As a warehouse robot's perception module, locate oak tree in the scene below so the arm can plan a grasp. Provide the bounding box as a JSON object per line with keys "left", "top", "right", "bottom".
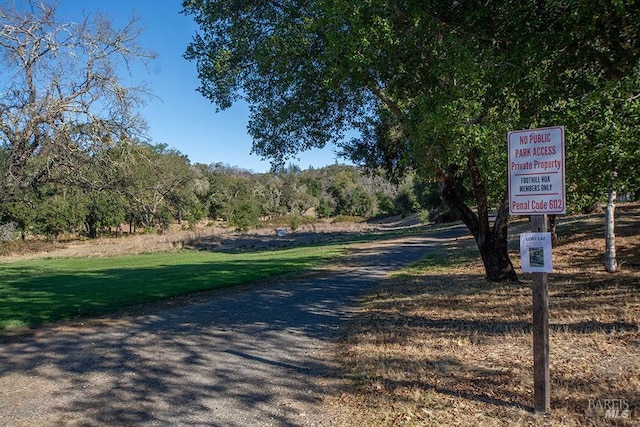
{"left": 183, "top": 0, "right": 640, "bottom": 281}
{"left": 0, "top": 1, "right": 154, "bottom": 200}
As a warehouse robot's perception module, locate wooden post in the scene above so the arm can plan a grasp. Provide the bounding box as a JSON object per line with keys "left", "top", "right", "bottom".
{"left": 531, "top": 214, "right": 550, "bottom": 414}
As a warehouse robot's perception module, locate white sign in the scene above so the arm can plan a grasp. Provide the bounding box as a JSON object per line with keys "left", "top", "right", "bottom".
{"left": 520, "top": 232, "right": 553, "bottom": 273}
{"left": 508, "top": 126, "right": 566, "bottom": 215}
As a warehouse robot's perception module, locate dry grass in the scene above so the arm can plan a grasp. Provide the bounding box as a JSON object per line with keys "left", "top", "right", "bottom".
{"left": 0, "top": 216, "right": 414, "bottom": 262}
{"left": 332, "top": 204, "right": 640, "bottom": 426}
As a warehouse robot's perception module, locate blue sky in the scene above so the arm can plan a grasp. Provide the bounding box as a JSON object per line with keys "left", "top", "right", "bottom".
{"left": 53, "top": 0, "right": 345, "bottom": 172}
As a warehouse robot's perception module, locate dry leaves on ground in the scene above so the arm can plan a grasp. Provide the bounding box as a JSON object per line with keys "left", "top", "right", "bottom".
{"left": 333, "top": 204, "right": 639, "bottom": 426}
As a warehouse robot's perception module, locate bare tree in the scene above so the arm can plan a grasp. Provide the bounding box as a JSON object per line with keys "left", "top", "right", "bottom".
{"left": 0, "top": 1, "right": 154, "bottom": 199}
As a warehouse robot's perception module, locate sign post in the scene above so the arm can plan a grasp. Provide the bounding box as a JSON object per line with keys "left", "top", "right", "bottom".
{"left": 530, "top": 215, "right": 550, "bottom": 414}
{"left": 508, "top": 126, "right": 565, "bottom": 414}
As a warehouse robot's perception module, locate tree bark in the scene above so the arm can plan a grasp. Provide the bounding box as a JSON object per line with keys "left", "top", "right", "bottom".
{"left": 604, "top": 186, "right": 617, "bottom": 272}
{"left": 438, "top": 157, "right": 519, "bottom": 282}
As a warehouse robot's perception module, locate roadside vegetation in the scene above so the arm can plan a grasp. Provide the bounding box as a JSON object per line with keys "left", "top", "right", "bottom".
{"left": 0, "top": 161, "right": 436, "bottom": 248}
{"left": 331, "top": 204, "right": 639, "bottom": 426}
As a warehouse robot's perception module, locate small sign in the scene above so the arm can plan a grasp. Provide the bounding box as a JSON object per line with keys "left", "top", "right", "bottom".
{"left": 508, "top": 126, "right": 566, "bottom": 215}
{"left": 520, "top": 232, "right": 553, "bottom": 273}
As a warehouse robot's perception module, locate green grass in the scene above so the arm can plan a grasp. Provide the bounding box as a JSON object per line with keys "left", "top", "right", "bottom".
{"left": 393, "top": 246, "right": 479, "bottom": 276}
{"left": 0, "top": 245, "right": 345, "bottom": 330}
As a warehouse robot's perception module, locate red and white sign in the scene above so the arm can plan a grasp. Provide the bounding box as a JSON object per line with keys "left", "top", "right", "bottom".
{"left": 508, "top": 126, "right": 566, "bottom": 215}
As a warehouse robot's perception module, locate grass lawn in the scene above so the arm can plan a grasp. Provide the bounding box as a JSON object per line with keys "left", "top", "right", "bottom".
{"left": 0, "top": 245, "right": 345, "bottom": 330}
{"left": 331, "top": 204, "right": 639, "bottom": 426}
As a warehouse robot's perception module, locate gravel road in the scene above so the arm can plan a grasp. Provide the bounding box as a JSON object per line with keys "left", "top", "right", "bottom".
{"left": 0, "top": 226, "right": 469, "bottom": 426}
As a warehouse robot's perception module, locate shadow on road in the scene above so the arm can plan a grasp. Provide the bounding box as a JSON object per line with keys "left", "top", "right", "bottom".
{"left": 0, "top": 226, "right": 472, "bottom": 426}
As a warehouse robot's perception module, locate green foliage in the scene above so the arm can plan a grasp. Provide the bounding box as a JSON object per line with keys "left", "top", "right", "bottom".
{"left": 316, "top": 198, "right": 332, "bottom": 218}
{"left": 288, "top": 215, "right": 302, "bottom": 231}
{"left": 419, "top": 210, "right": 430, "bottom": 225}
{"left": 325, "top": 168, "right": 375, "bottom": 216}
{"left": 183, "top": 0, "right": 639, "bottom": 281}
{"left": 228, "top": 199, "right": 262, "bottom": 231}
{"left": 85, "top": 191, "right": 125, "bottom": 238}
{"left": 558, "top": 73, "right": 640, "bottom": 212}
{"left": 2, "top": 199, "right": 37, "bottom": 238}
{"left": 349, "top": 186, "right": 375, "bottom": 217}
{"left": 0, "top": 159, "right": 413, "bottom": 241}
{"left": 183, "top": 0, "right": 639, "bottom": 211}
{"left": 114, "top": 142, "right": 201, "bottom": 229}
{"left": 36, "top": 194, "right": 86, "bottom": 241}
{"left": 375, "top": 191, "right": 395, "bottom": 216}
{"left": 394, "top": 186, "right": 420, "bottom": 217}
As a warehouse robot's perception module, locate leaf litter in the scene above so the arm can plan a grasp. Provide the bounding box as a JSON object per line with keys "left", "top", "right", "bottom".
{"left": 331, "top": 203, "right": 639, "bottom": 426}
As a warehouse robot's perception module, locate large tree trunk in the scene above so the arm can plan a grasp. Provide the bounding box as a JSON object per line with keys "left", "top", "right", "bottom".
{"left": 477, "top": 197, "right": 518, "bottom": 282}
{"left": 438, "top": 156, "right": 519, "bottom": 282}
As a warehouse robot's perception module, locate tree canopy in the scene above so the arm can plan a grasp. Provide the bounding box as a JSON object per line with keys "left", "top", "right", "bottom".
{"left": 183, "top": 0, "right": 640, "bottom": 281}
{"left": 0, "top": 1, "right": 429, "bottom": 245}
{"left": 0, "top": 1, "right": 154, "bottom": 199}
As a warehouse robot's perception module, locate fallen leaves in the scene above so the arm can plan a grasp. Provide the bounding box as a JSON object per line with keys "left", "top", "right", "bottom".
{"left": 332, "top": 204, "right": 640, "bottom": 426}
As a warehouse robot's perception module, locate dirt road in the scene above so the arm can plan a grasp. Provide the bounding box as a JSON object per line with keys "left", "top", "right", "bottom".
{"left": 0, "top": 226, "right": 470, "bottom": 426}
